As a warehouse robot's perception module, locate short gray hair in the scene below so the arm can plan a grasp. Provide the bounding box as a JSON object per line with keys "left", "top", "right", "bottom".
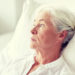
{"left": 34, "top": 6, "right": 75, "bottom": 50}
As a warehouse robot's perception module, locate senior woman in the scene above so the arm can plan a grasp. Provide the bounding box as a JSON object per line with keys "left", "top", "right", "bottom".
{"left": 1, "top": 6, "right": 75, "bottom": 75}
{"left": 27, "top": 6, "right": 75, "bottom": 74}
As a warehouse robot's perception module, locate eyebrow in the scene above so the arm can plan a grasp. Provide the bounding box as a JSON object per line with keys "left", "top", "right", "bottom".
{"left": 34, "top": 19, "right": 44, "bottom": 22}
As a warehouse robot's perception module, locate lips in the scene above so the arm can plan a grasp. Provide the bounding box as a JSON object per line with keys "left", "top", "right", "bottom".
{"left": 31, "top": 37, "right": 36, "bottom": 41}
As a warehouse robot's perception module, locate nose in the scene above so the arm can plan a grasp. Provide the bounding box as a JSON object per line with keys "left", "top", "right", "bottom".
{"left": 31, "top": 27, "right": 37, "bottom": 35}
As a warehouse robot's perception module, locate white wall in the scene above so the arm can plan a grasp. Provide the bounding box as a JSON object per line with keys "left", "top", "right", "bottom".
{"left": 0, "top": 0, "right": 25, "bottom": 34}
{"left": 0, "top": 0, "right": 15, "bottom": 34}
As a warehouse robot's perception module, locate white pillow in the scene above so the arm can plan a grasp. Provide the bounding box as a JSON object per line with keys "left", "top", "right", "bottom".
{"left": 63, "top": 34, "right": 75, "bottom": 71}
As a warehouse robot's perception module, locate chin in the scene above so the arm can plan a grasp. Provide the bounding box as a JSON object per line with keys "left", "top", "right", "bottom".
{"left": 30, "top": 42, "right": 37, "bottom": 49}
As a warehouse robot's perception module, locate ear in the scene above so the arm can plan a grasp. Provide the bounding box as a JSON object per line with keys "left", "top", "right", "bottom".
{"left": 57, "top": 30, "right": 68, "bottom": 42}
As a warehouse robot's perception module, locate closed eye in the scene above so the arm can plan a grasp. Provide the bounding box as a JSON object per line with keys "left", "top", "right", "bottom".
{"left": 32, "top": 24, "right": 45, "bottom": 29}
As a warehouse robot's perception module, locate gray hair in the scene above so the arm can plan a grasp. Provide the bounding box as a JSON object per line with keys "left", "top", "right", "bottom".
{"left": 34, "top": 6, "right": 75, "bottom": 50}
{"left": 49, "top": 8, "right": 75, "bottom": 50}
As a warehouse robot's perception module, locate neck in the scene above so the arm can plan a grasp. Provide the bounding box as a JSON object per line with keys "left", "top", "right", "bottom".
{"left": 35, "top": 45, "right": 61, "bottom": 64}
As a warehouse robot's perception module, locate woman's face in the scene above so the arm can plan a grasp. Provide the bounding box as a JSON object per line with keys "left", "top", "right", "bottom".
{"left": 30, "top": 10, "right": 58, "bottom": 50}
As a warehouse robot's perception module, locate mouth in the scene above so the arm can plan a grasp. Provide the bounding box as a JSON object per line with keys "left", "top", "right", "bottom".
{"left": 31, "top": 37, "right": 36, "bottom": 41}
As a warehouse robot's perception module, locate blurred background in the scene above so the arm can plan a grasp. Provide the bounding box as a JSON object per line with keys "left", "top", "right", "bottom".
{"left": 0, "top": 0, "right": 25, "bottom": 34}
{"left": 0, "top": 0, "right": 25, "bottom": 50}
{"left": 0, "top": 0, "right": 75, "bottom": 51}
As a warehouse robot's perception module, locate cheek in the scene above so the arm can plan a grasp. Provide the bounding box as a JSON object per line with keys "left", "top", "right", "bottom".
{"left": 38, "top": 30, "right": 50, "bottom": 44}
{"left": 38, "top": 29, "right": 56, "bottom": 45}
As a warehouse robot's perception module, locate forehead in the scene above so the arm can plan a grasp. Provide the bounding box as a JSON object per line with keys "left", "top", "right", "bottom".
{"left": 34, "top": 10, "right": 51, "bottom": 21}
{"left": 34, "top": 10, "right": 54, "bottom": 27}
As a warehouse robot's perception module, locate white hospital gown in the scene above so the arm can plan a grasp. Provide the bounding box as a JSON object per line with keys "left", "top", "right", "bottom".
{"left": 0, "top": 52, "right": 75, "bottom": 75}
